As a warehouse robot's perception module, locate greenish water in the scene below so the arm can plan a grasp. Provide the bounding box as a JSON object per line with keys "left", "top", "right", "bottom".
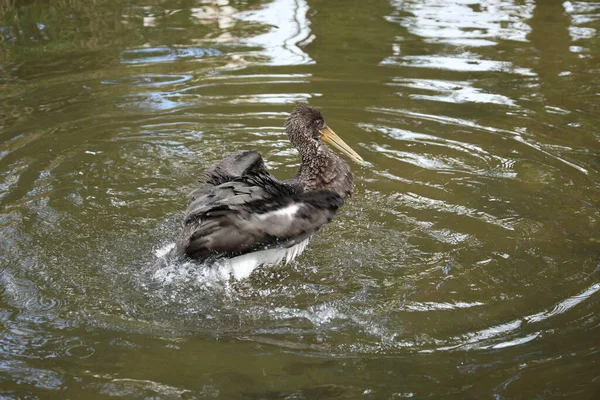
{"left": 1, "top": 0, "right": 599, "bottom": 398}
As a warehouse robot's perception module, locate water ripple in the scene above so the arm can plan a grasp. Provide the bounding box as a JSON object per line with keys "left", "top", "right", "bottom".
{"left": 389, "top": 78, "right": 518, "bottom": 106}
{"left": 101, "top": 74, "right": 192, "bottom": 87}
{"left": 0, "top": 270, "right": 64, "bottom": 314}
{"left": 434, "top": 282, "right": 600, "bottom": 351}
{"left": 368, "top": 107, "right": 589, "bottom": 175}
{"left": 383, "top": 54, "right": 536, "bottom": 75}
{"left": 120, "top": 47, "right": 222, "bottom": 65}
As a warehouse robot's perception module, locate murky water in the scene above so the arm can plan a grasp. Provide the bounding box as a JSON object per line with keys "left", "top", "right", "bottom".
{"left": 1, "top": 0, "right": 599, "bottom": 398}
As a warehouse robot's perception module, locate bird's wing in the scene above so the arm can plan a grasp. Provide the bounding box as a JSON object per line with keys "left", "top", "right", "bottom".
{"left": 202, "top": 150, "right": 267, "bottom": 186}
{"left": 172, "top": 174, "right": 343, "bottom": 261}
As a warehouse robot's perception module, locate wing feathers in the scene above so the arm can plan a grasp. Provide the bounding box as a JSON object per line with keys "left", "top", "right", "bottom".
{"left": 204, "top": 150, "right": 266, "bottom": 185}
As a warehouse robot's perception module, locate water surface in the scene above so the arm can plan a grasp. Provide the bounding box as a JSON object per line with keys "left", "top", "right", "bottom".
{"left": 1, "top": 0, "right": 599, "bottom": 398}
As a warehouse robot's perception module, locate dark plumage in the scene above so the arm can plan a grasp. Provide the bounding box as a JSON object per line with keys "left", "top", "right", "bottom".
{"left": 157, "top": 105, "right": 363, "bottom": 275}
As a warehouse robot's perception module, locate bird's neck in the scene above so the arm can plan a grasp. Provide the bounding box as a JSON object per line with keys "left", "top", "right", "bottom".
{"left": 295, "top": 141, "right": 353, "bottom": 198}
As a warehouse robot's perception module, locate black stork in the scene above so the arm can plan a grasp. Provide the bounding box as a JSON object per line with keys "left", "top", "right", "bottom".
{"left": 157, "top": 104, "right": 364, "bottom": 279}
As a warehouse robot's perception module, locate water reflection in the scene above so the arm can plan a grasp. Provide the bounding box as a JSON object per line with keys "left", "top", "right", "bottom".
{"left": 191, "top": 1, "right": 237, "bottom": 29}
{"left": 388, "top": 0, "right": 534, "bottom": 45}
{"left": 566, "top": 1, "right": 600, "bottom": 41}
{"left": 237, "top": 0, "right": 314, "bottom": 65}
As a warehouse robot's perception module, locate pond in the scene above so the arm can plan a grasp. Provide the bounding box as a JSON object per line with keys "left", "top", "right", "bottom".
{"left": 1, "top": 0, "right": 599, "bottom": 398}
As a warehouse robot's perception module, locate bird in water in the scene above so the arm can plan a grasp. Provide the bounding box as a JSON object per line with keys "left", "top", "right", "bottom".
{"left": 156, "top": 104, "right": 364, "bottom": 279}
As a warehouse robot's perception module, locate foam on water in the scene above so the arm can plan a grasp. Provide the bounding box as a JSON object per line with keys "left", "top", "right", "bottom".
{"left": 152, "top": 239, "right": 311, "bottom": 283}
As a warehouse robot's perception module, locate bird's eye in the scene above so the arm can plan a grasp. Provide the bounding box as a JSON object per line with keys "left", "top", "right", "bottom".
{"left": 312, "top": 119, "right": 324, "bottom": 140}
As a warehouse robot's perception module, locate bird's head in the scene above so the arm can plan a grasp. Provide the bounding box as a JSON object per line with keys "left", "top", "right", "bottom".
{"left": 285, "top": 104, "right": 364, "bottom": 165}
